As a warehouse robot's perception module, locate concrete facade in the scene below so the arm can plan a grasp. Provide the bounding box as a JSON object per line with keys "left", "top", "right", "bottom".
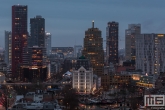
{"left": 136, "top": 34, "right": 165, "bottom": 75}
{"left": 125, "top": 24, "right": 141, "bottom": 61}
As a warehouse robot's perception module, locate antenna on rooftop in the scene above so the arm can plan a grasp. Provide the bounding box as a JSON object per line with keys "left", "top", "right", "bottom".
{"left": 92, "top": 20, "right": 94, "bottom": 28}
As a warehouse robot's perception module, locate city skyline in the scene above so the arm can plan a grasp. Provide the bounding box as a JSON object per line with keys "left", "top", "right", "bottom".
{"left": 1, "top": 0, "right": 165, "bottom": 49}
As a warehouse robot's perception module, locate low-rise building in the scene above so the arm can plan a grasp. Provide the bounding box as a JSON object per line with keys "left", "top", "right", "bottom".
{"left": 136, "top": 75, "right": 154, "bottom": 88}
{"left": 11, "top": 91, "right": 62, "bottom": 110}
{"left": 63, "top": 71, "right": 72, "bottom": 79}
{"left": 101, "top": 65, "right": 134, "bottom": 90}
{"left": 51, "top": 47, "right": 74, "bottom": 58}
{"left": 121, "top": 69, "right": 155, "bottom": 88}
{"left": 121, "top": 70, "right": 143, "bottom": 85}
{"left": 102, "top": 73, "right": 131, "bottom": 90}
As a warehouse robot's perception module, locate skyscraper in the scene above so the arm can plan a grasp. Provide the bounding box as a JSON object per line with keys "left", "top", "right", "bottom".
{"left": 30, "top": 15, "right": 45, "bottom": 47}
{"left": 74, "top": 45, "right": 82, "bottom": 58}
{"left": 125, "top": 24, "right": 141, "bottom": 61}
{"left": 82, "top": 21, "right": 104, "bottom": 76}
{"left": 12, "top": 5, "right": 28, "bottom": 78}
{"left": 45, "top": 32, "right": 51, "bottom": 56}
{"left": 136, "top": 34, "right": 165, "bottom": 75}
{"left": 106, "top": 21, "right": 119, "bottom": 65}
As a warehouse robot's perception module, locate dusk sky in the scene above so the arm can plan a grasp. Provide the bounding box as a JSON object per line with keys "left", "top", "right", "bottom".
{"left": 1, "top": 0, "right": 165, "bottom": 49}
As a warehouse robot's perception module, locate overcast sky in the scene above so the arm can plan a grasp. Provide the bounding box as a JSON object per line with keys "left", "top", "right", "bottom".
{"left": 1, "top": 0, "right": 165, "bottom": 49}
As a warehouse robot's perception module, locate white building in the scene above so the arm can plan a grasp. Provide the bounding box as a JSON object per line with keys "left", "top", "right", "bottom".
{"left": 74, "top": 45, "right": 82, "bottom": 58}
{"left": 72, "top": 56, "right": 93, "bottom": 94}
{"left": 45, "top": 32, "right": 51, "bottom": 56}
{"left": 136, "top": 34, "right": 165, "bottom": 75}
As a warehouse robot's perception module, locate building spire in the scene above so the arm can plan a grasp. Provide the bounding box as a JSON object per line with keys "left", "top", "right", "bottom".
{"left": 92, "top": 20, "right": 94, "bottom": 28}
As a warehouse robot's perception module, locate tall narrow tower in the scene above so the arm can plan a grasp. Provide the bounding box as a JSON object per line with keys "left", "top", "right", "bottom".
{"left": 82, "top": 21, "right": 104, "bottom": 76}
{"left": 125, "top": 24, "right": 141, "bottom": 61}
{"left": 45, "top": 32, "right": 51, "bottom": 56}
{"left": 106, "top": 21, "right": 119, "bottom": 65}
{"left": 12, "top": 5, "right": 28, "bottom": 78}
{"left": 29, "top": 15, "right": 45, "bottom": 47}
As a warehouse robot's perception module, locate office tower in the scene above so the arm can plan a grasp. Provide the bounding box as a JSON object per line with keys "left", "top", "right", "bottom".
{"left": 45, "top": 32, "right": 51, "bottom": 56}
{"left": 106, "top": 21, "right": 119, "bottom": 65}
{"left": 30, "top": 15, "right": 45, "bottom": 47}
{"left": 63, "top": 57, "right": 77, "bottom": 73}
{"left": 74, "top": 45, "right": 82, "bottom": 58}
{"left": 12, "top": 5, "right": 28, "bottom": 78}
{"left": 82, "top": 21, "right": 104, "bottom": 76}
{"left": 136, "top": 34, "right": 165, "bottom": 75}
{"left": 5, "top": 31, "right": 12, "bottom": 66}
{"left": 125, "top": 24, "right": 141, "bottom": 61}
{"left": 22, "top": 46, "right": 47, "bottom": 82}
{"left": 72, "top": 56, "right": 93, "bottom": 94}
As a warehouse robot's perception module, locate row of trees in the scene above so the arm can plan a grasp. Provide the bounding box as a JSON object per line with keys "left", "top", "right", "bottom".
{"left": 61, "top": 85, "right": 79, "bottom": 110}
{"left": 115, "top": 84, "right": 143, "bottom": 110}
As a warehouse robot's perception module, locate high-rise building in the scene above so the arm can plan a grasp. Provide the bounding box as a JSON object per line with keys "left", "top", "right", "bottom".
{"left": 12, "top": 5, "right": 28, "bottom": 78}
{"left": 45, "top": 32, "right": 51, "bottom": 56}
{"left": 125, "top": 24, "right": 141, "bottom": 61}
{"left": 72, "top": 56, "right": 93, "bottom": 94}
{"left": 22, "top": 46, "right": 47, "bottom": 82}
{"left": 136, "top": 34, "right": 165, "bottom": 75}
{"left": 5, "top": 31, "right": 12, "bottom": 66}
{"left": 82, "top": 21, "right": 104, "bottom": 76}
{"left": 63, "top": 57, "right": 77, "bottom": 73}
{"left": 106, "top": 21, "right": 119, "bottom": 65}
{"left": 74, "top": 45, "right": 82, "bottom": 58}
{"left": 29, "top": 15, "right": 45, "bottom": 47}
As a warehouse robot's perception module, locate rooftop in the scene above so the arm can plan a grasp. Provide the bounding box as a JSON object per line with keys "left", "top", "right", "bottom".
{"left": 116, "top": 66, "right": 135, "bottom": 73}
{"left": 79, "top": 56, "right": 86, "bottom": 59}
